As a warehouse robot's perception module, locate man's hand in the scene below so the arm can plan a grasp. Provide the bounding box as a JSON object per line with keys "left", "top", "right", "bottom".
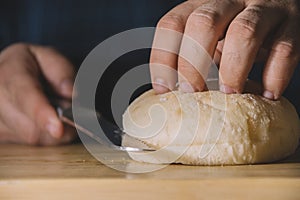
{"left": 150, "top": 0, "right": 300, "bottom": 100}
{"left": 0, "top": 43, "right": 76, "bottom": 145}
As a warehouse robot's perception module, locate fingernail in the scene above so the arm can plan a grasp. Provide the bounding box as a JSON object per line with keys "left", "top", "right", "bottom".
{"left": 220, "top": 84, "right": 236, "bottom": 94}
{"left": 153, "top": 78, "right": 169, "bottom": 94}
{"left": 179, "top": 82, "right": 195, "bottom": 93}
{"left": 60, "top": 79, "right": 74, "bottom": 97}
{"left": 46, "top": 118, "right": 61, "bottom": 138}
{"left": 263, "top": 90, "right": 275, "bottom": 100}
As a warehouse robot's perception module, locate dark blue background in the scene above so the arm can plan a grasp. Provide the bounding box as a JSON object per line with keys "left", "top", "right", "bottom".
{"left": 0, "top": 0, "right": 183, "bottom": 66}
{"left": 1, "top": 0, "right": 299, "bottom": 115}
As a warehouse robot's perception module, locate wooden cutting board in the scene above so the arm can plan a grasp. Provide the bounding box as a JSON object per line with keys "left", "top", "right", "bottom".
{"left": 0, "top": 144, "right": 299, "bottom": 200}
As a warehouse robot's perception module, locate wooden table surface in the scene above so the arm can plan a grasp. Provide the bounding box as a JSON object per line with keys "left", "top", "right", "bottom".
{"left": 0, "top": 143, "right": 299, "bottom": 200}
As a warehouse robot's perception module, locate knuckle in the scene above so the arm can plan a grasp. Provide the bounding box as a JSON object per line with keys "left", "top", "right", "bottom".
{"left": 272, "top": 41, "right": 297, "bottom": 60}
{"left": 0, "top": 43, "right": 29, "bottom": 60}
{"left": 157, "top": 14, "right": 185, "bottom": 31}
{"left": 7, "top": 43, "right": 28, "bottom": 51}
{"left": 229, "top": 17, "right": 258, "bottom": 40}
{"left": 229, "top": 5, "right": 262, "bottom": 40}
{"left": 187, "top": 8, "right": 220, "bottom": 32}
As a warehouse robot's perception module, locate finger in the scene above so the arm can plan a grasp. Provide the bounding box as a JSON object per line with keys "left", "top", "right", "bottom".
{"left": 13, "top": 71, "right": 64, "bottom": 140}
{"left": 0, "top": 73, "right": 64, "bottom": 143}
{"left": 219, "top": 3, "right": 286, "bottom": 93}
{"left": 39, "top": 125, "right": 77, "bottom": 146}
{"left": 0, "top": 44, "right": 65, "bottom": 140}
{"left": 0, "top": 96, "right": 49, "bottom": 145}
{"left": 0, "top": 91, "right": 33, "bottom": 143}
{"left": 0, "top": 43, "right": 67, "bottom": 144}
{"left": 29, "top": 45, "right": 76, "bottom": 99}
{"left": 178, "top": 0, "right": 243, "bottom": 92}
{"left": 150, "top": 1, "right": 198, "bottom": 94}
{"left": 262, "top": 17, "right": 300, "bottom": 100}
{"left": 213, "top": 39, "right": 224, "bottom": 65}
{"left": 214, "top": 38, "right": 271, "bottom": 65}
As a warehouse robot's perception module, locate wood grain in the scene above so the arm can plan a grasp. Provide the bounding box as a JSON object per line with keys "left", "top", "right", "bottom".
{"left": 0, "top": 144, "right": 299, "bottom": 199}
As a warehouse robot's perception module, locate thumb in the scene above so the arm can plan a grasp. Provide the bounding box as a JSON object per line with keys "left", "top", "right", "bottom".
{"left": 29, "top": 45, "right": 76, "bottom": 99}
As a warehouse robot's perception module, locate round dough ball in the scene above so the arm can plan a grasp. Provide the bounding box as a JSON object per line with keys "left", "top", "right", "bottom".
{"left": 122, "top": 89, "right": 300, "bottom": 165}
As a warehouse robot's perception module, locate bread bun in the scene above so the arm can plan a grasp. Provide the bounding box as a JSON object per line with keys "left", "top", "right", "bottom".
{"left": 122, "top": 90, "right": 300, "bottom": 165}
